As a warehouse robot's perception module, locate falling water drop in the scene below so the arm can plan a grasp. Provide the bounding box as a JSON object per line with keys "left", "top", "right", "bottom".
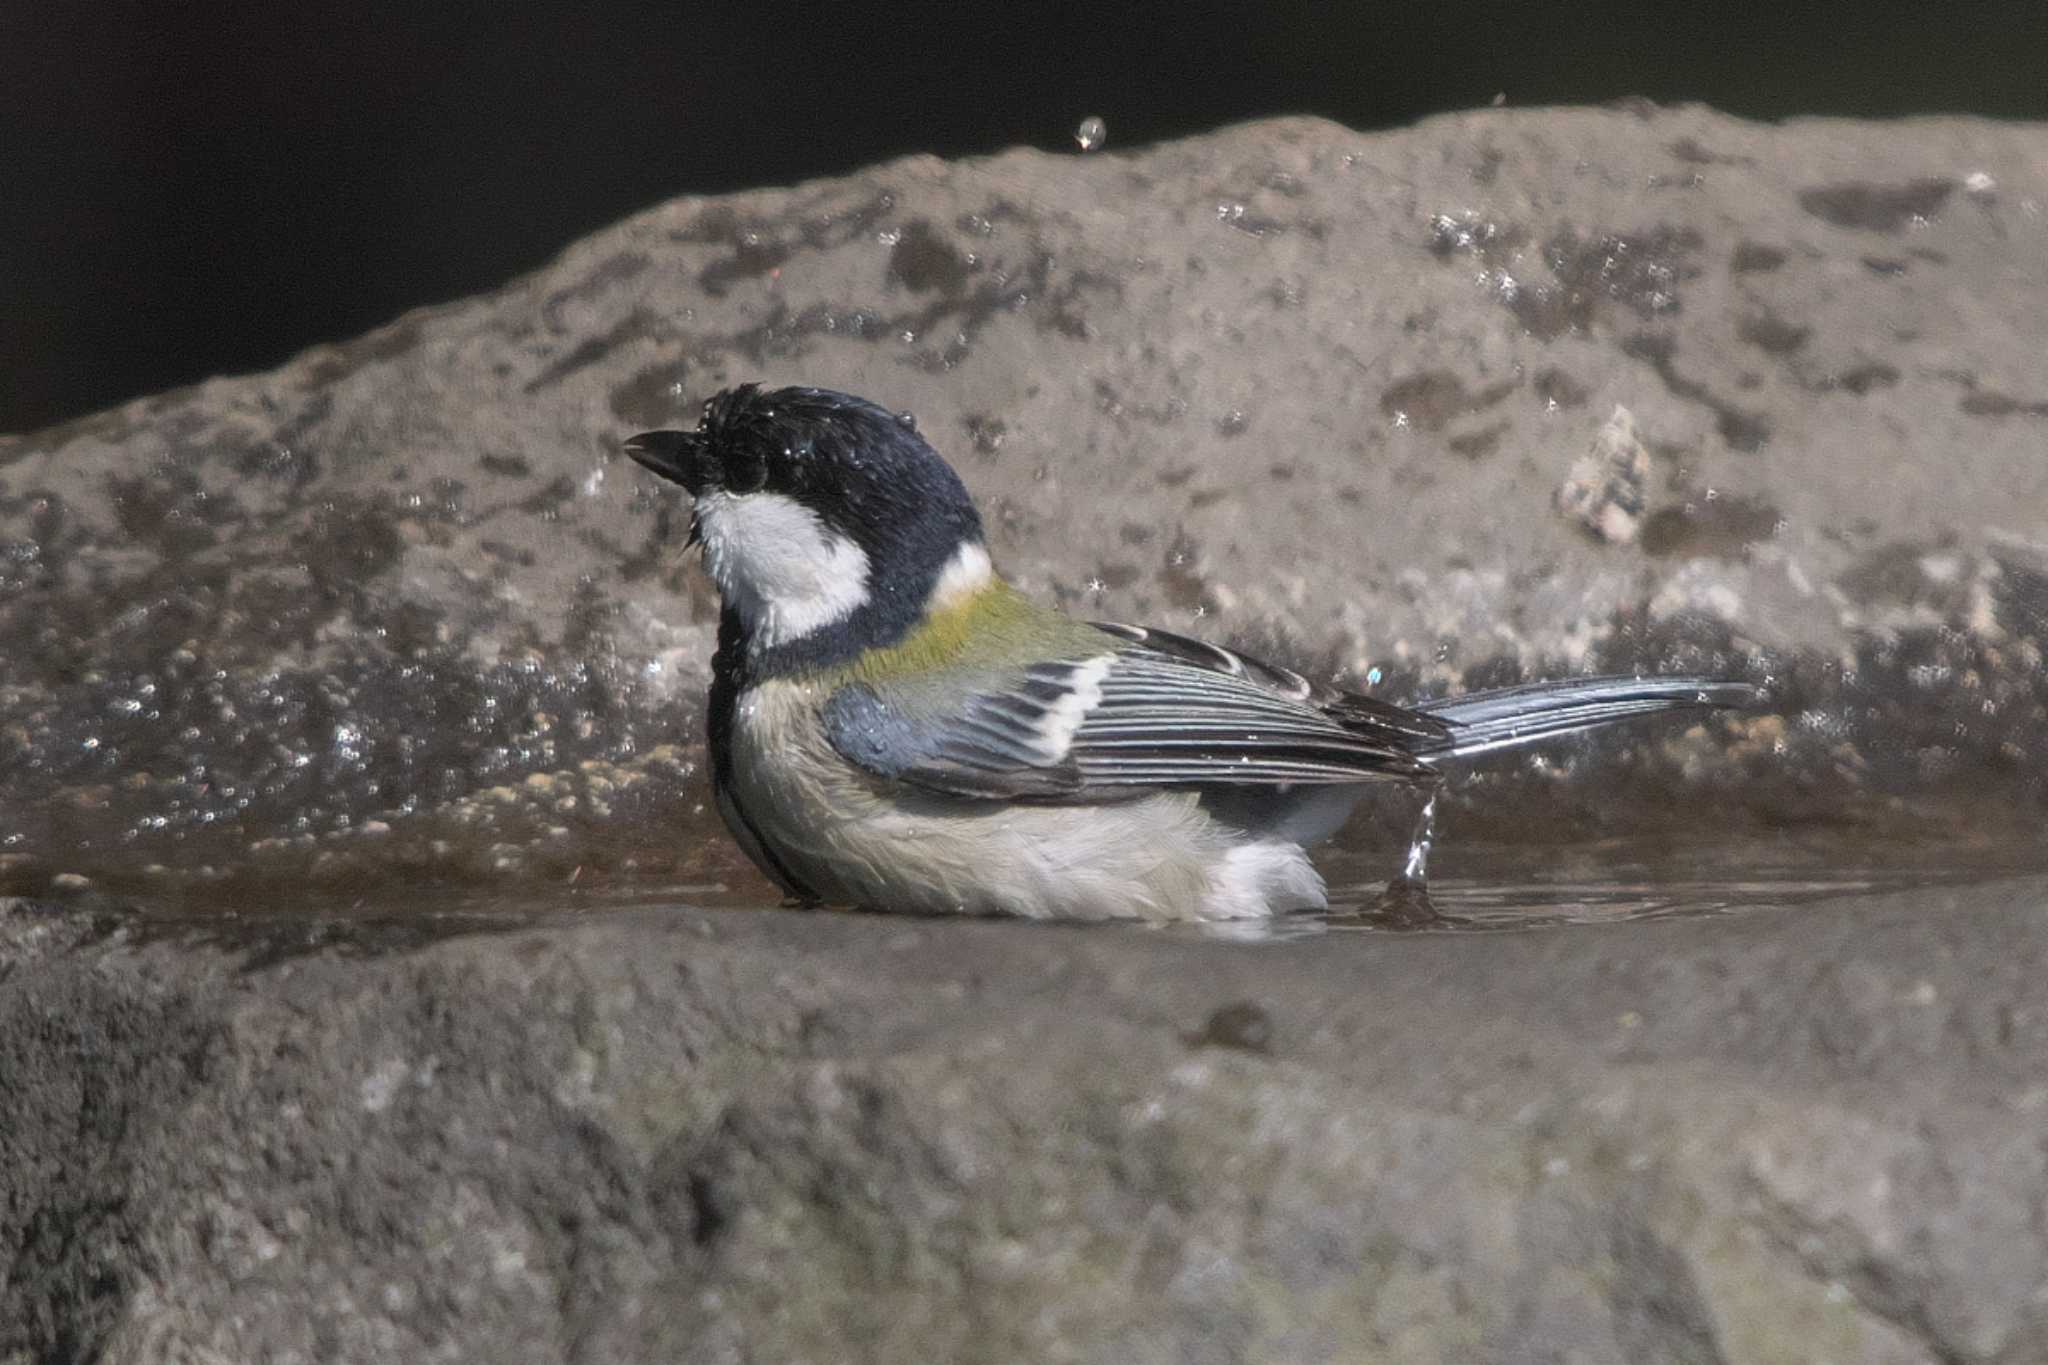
{"left": 1400, "top": 789, "right": 1439, "bottom": 884}
{"left": 1360, "top": 785, "right": 1457, "bottom": 929}
{"left": 1075, "top": 116, "right": 1107, "bottom": 153}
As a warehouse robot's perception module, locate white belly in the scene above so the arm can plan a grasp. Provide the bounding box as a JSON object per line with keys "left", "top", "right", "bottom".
{"left": 722, "top": 677, "right": 1327, "bottom": 921}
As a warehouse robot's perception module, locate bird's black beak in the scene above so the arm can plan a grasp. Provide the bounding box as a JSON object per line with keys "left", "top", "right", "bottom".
{"left": 623, "top": 430, "right": 713, "bottom": 495}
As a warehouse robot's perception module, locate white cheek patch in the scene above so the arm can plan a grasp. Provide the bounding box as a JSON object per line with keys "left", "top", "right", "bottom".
{"left": 929, "top": 541, "right": 993, "bottom": 610}
{"left": 694, "top": 490, "right": 872, "bottom": 650}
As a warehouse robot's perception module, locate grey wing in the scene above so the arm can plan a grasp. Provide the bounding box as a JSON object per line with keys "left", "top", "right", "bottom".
{"left": 1070, "top": 625, "right": 1442, "bottom": 785}
{"left": 823, "top": 626, "right": 1444, "bottom": 802}
{"left": 1087, "top": 623, "right": 1451, "bottom": 751}
{"left": 822, "top": 661, "right": 1097, "bottom": 800}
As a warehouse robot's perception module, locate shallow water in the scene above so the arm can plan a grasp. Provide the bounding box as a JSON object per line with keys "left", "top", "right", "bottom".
{"left": 73, "top": 832, "right": 2048, "bottom": 950}
{"left": 1287, "top": 834, "right": 2048, "bottom": 936}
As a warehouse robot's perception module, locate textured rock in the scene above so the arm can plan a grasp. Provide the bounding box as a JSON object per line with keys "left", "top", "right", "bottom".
{"left": 2, "top": 106, "right": 2046, "bottom": 900}
{"left": 4, "top": 106, "right": 2048, "bottom": 1360}
{"left": 6, "top": 880, "right": 2048, "bottom": 1363}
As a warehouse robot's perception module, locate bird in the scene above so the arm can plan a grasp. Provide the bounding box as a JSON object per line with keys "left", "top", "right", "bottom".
{"left": 624, "top": 383, "right": 1754, "bottom": 922}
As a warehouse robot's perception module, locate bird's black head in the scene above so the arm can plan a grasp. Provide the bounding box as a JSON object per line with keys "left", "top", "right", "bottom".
{"left": 625, "top": 384, "right": 991, "bottom": 672}
{"left": 626, "top": 384, "right": 982, "bottom": 543}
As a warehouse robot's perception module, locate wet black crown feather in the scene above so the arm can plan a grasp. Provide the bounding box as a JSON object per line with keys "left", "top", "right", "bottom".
{"left": 625, "top": 384, "right": 988, "bottom": 673}
{"left": 626, "top": 384, "right": 983, "bottom": 554}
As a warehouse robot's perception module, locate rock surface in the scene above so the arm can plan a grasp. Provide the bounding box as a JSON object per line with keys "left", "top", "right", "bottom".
{"left": 4, "top": 106, "right": 2048, "bottom": 1361}
{"left": 6, "top": 880, "right": 2048, "bottom": 1363}
{"left": 2, "top": 105, "right": 2046, "bottom": 899}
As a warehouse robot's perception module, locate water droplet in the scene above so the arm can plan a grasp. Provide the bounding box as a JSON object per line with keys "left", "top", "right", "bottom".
{"left": 1075, "top": 116, "right": 1107, "bottom": 153}
{"left": 1402, "top": 790, "right": 1439, "bottom": 883}
{"left": 1366, "top": 666, "right": 1383, "bottom": 686}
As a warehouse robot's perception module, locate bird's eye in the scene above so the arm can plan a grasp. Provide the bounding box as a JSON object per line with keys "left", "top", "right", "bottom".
{"left": 726, "top": 448, "right": 769, "bottom": 494}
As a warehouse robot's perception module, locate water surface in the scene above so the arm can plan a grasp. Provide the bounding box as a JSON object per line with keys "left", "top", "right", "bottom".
{"left": 76, "top": 832, "right": 2047, "bottom": 948}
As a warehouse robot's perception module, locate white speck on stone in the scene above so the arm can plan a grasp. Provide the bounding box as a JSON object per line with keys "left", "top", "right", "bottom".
{"left": 360, "top": 1057, "right": 411, "bottom": 1113}
{"left": 582, "top": 465, "right": 606, "bottom": 497}
{"left": 1964, "top": 170, "right": 1997, "bottom": 197}
{"left": 1918, "top": 553, "right": 1961, "bottom": 585}
{"left": 1648, "top": 560, "right": 1744, "bottom": 623}
{"left": 1557, "top": 404, "right": 1649, "bottom": 544}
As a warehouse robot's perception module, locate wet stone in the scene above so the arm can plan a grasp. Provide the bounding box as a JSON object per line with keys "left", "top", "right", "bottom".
{"left": 1960, "top": 388, "right": 2048, "bottom": 419}
{"left": 1799, "top": 177, "right": 1956, "bottom": 232}
{"left": 1822, "top": 363, "right": 1901, "bottom": 396}
{"left": 961, "top": 413, "right": 1007, "bottom": 457}
{"left": 1446, "top": 422, "right": 1509, "bottom": 459}
{"left": 1380, "top": 370, "right": 1515, "bottom": 431}
{"left": 479, "top": 454, "right": 533, "bottom": 479}
{"left": 1639, "top": 495, "right": 1782, "bottom": 560}
{"left": 1736, "top": 311, "right": 1811, "bottom": 355}
{"left": 1532, "top": 367, "right": 1590, "bottom": 409}
{"left": 683, "top": 208, "right": 795, "bottom": 296}
{"left": 1, "top": 105, "right": 2044, "bottom": 902}
{"left": 5, "top": 106, "right": 2048, "bottom": 1364}
{"left": 1502, "top": 225, "right": 1702, "bottom": 339}
{"left": 1729, "top": 240, "right": 1787, "bottom": 272}
{"left": 609, "top": 364, "right": 691, "bottom": 427}
{"left": 1622, "top": 331, "right": 1772, "bottom": 452}
{"left": 1185, "top": 1001, "right": 1275, "bottom": 1054}
{"left": 886, "top": 218, "right": 975, "bottom": 294}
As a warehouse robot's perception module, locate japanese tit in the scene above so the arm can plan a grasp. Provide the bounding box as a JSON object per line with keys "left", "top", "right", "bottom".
{"left": 626, "top": 384, "right": 1751, "bottom": 922}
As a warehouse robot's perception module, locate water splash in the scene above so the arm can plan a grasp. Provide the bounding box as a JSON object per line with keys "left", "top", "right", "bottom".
{"left": 1337, "top": 786, "right": 1463, "bottom": 930}
{"left": 1400, "top": 788, "right": 1440, "bottom": 883}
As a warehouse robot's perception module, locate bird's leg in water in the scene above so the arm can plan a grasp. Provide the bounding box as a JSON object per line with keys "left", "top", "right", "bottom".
{"left": 1368, "top": 777, "right": 1450, "bottom": 929}
{"left": 1400, "top": 784, "right": 1440, "bottom": 885}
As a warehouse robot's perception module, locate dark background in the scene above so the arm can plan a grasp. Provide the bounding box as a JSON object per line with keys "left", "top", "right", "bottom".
{"left": 5, "top": 1, "right": 2046, "bottom": 435}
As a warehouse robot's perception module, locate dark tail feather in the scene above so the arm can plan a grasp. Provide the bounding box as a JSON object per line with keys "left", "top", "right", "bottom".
{"left": 1411, "top": 676, "right": 1757, "bottom": 760}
